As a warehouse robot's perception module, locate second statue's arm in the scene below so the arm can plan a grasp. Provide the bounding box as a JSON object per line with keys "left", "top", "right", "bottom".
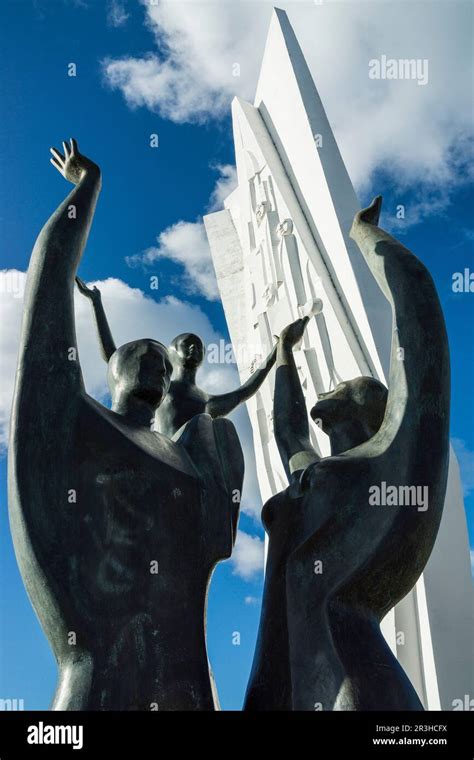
{"left": 273, "top": 318, "right": 320, "bottom": 481}
{"left": 205, "top": 344, "right": 277, "bottom": 418}
{"left": 76, "top": 277, "right": 117, "bottom": 361}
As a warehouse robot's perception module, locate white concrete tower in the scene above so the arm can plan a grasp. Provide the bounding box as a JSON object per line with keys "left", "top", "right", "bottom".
{"left": 204, "top": 8, "right": 473, "bottom": 710}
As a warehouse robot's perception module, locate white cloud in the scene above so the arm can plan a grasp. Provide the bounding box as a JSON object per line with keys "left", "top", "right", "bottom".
{"left": 126, "top": 220, "right": 219, "bottom": 301}
{"left": 451, "top": 438, "right": 474, "bottom": 498}
{"left": 103, "top": 0, "right": 261, "bottom": 124}
{"left": 107, "top": 0, "right": 129, "bottom": 28}
{"left": 102, "top": 0, "right": 473, "bottom": 216}
{"left": 207, "top": 164, "right": 238, "bottom": 212}
{"left": 125, "top": 163, "right": 237, "bottom": 300}
{"left": 244, "top": 595, "right": 260, "bottom": 606}
{"left": 230, "top": 529, "right": 264, "bottom": 581}
{"left": 0, "top": 271, "right": 262, "bottom": 519}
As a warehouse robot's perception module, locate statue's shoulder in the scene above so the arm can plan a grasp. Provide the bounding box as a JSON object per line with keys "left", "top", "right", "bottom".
{"left": 76, "top": 395, "right": 197, "bottom": 478}
{"left": 173, "top": 414, "right": 243, "bottom": 490}
{"left": 173, "top": 414, "right": 244, "bottom": 553}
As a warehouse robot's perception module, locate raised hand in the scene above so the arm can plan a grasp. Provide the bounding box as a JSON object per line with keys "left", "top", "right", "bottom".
{"left": 75, "top": 276, "right": 102, "bottom": 303}
{"left": 350, "top": 195, "right": 383, "bottom": 240}
{"left": 50, "top": 138, "right": 100, "bottom": 185}
{"left": 279, "top": 317, "right": 309, "bottom": 349}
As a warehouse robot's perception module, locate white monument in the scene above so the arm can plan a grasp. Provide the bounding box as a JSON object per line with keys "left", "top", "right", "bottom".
{"left": 204, "top": 8, "right": 473, "bottom": 710}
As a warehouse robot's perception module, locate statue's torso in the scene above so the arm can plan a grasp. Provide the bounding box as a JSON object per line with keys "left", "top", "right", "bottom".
{"left": 10, "top": 394, "right": 235, "bottom": 710}
{"left": 246, "top": 449, "right": 445, "bottom": 711}
{"left": 154, "top": 380, "right": 209, "bottom": 437}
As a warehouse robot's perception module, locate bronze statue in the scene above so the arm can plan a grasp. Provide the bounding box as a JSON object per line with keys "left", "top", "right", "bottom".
{"left": 8, "top": 139, "right": 244, "bottom": 711}
{"left": 244, "top": 196, "right": 450, "bottom": 711}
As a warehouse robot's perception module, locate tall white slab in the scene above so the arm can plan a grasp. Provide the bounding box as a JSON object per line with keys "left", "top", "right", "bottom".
{"left": 204, "top": 8, "right": 473, "bottom": 710}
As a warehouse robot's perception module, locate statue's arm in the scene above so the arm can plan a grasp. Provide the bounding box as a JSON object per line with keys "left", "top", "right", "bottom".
{"left": 205, "top": 344, "right": 277, "bottom": 418}
{"left": 75, "top": 277, "right": 116, "bottom": 361}
{"left": 349, "top": 196, "right": 450, "bottom": 453}
{"left": 273, "top": 319, "right": 320, "bottom": 480}
{"left": 16, "top": 139, "right": 101, "bottom": 395}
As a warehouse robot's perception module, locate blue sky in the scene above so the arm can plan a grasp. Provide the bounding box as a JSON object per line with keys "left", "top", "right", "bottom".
{"left": 0, "top": 0, "right": 472, "bottom": 710}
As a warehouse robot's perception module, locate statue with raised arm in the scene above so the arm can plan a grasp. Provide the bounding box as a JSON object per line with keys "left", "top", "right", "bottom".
{"left": 76, "top": 278, "right": 277, "bottom": 438}
{"left": 244, "top": 196, "right": 450, "bottom": 711}
{"left": 8, "top": 139, "right": 244, "bottom": 711}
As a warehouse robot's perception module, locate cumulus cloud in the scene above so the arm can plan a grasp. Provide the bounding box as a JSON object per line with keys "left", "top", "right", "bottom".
{"left": 230, "top": 529, "right": 264, "bottom": 580}
{"left": 103, "top": 0, "right": 261, "bottom": 124}
{"left": 126, "top": 220, "right": 219, "bottom": 301}
{"left": 207, "top": 164, "right": 238, "bottom": 212}
{"left": 102, "top": 0, "right": 473, "bottom": 212}
{"left": 125, "top": 163, "right": 237, "bottom": 299}
{"left": 0, "top": 271, "right": 262, "bottom": 519}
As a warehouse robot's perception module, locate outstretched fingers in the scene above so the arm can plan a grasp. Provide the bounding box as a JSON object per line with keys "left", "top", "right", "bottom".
{"left": 50, "top": 146, "right": 66, "bottom": 176}
{"left": 50, "top": 146, "right": 65, "bottom": 164}
{"left": 49, "top": 139, "right": 77, "bottom": 177}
